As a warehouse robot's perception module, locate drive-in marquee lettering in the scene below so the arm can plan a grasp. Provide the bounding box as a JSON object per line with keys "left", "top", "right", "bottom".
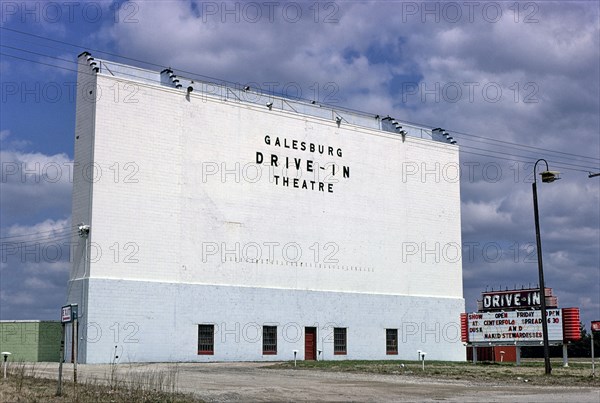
{"left": 481, "top": 290, "right": 541, "bottom": 311}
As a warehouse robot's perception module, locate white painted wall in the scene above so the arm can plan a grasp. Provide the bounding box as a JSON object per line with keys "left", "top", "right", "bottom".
{"left": 70, "top": 55, "right": 464, "bottom": 363}
{"left": 83, "top": 279, "right": 464, "bottom": 363}
{"left": 86, "top": 72, "right": 462, "bottom": 296}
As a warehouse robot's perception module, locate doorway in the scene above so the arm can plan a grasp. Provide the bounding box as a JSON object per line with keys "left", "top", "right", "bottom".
{"left": 305, "top": 327, "right": 317, "bottom": 360}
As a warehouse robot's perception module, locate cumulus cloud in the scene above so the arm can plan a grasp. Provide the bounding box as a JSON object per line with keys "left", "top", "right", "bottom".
{"left": 1, "top": 145, "right": 73, "bottom": 226}
{"left": 1, "top": 1, "right": 597, "bottom": 327}
{"left": 0, "top": 218, "right": 71, "bottom": 320}
{"left": 0, "top": 141, "right": 74, "bottom": 319}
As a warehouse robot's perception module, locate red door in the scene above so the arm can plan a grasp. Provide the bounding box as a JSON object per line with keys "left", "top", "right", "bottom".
{"left": 305, "top": 327, "right": 317, "bottom": 360}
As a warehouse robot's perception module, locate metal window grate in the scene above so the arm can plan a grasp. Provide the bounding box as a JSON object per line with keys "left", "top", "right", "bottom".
{"left": 263, "top": 326, "right": 277, "bottom": 355}
{"left": 198, "top": 324, "right": 214, "bottom": 355}
{"left": 386, "top": 329, "right": 398, "bottom": 355}
{"left": 334, "top": 328, "right": 347, "bottom": 355}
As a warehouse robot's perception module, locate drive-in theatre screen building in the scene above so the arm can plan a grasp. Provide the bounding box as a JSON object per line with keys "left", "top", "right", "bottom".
{"left": 66, "top": 53, "right": 464, "bottom": 363}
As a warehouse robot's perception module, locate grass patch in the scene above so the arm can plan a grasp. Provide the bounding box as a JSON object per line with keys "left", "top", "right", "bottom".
{"left": 0, "top": 364, "right": 204, "bottom": 402}
{"left": 268, "top": 359, "right": 600, "bottom": 387}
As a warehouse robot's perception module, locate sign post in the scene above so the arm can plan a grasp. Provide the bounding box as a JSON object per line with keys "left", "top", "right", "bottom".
{"left": 591, "top": 321, "right": 600, "bottom": 377}
{"left": 592, "top": 330, "right": 595, "bottom": 377}
{"left": 56, "top": 324, "right": 65, "bottom": 396}
{"left": 57, "top": 304, "right": 77, "bottom": 396}
{"left": 73, "top": 315, "right": 78, "bottom": 384}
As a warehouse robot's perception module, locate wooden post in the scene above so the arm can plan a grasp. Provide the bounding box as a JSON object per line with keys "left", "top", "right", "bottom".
{"left": 592, "top": 331, "right": 595, "bottom": 377}
{"left": 56, "top": 323, "right": 65, "bottom": 396}
{"left": 71, "top": 322, "right": 74, "bottom": 363}
{"left": 73, "top": 318, "right": 78, "bottom": 384}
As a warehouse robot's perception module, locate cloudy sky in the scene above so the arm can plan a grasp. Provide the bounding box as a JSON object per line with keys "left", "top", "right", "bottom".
{"left": 1, "top": 1, "right": 599, "bottom": 330}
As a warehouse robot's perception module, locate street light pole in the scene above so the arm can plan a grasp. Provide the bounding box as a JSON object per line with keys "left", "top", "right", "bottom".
{"left": 532, "top": 158, "right": 559, "bottom": 375}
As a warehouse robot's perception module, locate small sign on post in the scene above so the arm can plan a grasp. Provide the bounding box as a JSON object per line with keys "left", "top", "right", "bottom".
{"left": 61, "top": 305, "right": 72, "bottom": 323}
{"left": 61, "top": 304, "right": 77, "bottom": 324}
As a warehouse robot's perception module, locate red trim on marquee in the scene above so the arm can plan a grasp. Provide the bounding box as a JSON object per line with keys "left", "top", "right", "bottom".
{"left": 562, "top": 307, "right": 581, "bottom": 341}
{"left": 460, "top": 313, "right": 468, "bottom": 343}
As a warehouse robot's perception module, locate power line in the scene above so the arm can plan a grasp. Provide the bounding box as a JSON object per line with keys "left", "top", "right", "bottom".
{"left": 0, "top": 47, "right": 167, "bottom": 85}
{"left": 454, "top": 130, "right": 600, "bottom": 162}
{"left": 0, "top": 226, "right": 77, "bottom": 240}
{"left": 1, "top": 26, "right": 216, "bottom": 82}
{"left": 2, "top": 27, "right": 599, "bottom": 173}
{"left": 0, "top": 233, "right": 77, "bottom": 245}
{"left": 1, "top": 44, "right": 77, "bottom": 65}
{"left": 0, "top": 52, "right": 80, "bottom": 75}
{"left": 458, "top": 144, "right": 599, "bottom": 171}
{"left": 3, "top": 49, "right": 598, "bottom": 174}
{"left": 408, "top": 141, "right": 595, "bottom": 174}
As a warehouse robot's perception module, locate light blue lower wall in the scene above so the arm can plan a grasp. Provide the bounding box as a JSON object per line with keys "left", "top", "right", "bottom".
{"left": 70, "top": 278, "right": 465, "bottom": 363}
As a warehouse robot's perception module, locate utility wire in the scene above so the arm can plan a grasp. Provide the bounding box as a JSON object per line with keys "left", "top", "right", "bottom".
{"left": 458, "top": 144, "right": 598, "bottom": 171}
{"left": 0, "top": 226, "right": 77, "bottom": 240}
{"left": 0, "top": 51, "right": 80, "bottom": 75}
{"left": 453, "top": 130, "right": 600, "bottom": 162}
{"left": 3, "top": 49, "right": 598, "bottom": 174}
{"left": 2, "top": 27, "right": 599, "bottom": 172}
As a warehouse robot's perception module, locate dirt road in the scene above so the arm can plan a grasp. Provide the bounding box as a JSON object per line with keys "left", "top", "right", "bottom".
{"left": 27, "top": 362, "right": 600, "bottom": 402}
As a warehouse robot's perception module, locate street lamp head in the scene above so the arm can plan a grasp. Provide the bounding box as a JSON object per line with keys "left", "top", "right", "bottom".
{"left": 540, "top": 171, "right": 560, "bottom": 183}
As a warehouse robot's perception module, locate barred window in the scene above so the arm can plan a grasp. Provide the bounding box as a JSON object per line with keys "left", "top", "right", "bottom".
{"left": 198, "top": 324, "right": 214, "bottom": 355}
{"left": 263, "top": 326, "right": 277, "bottom": 355}
{"left": 386, "top": 329, "right": 398, "bottom": 355}
{"left": 334, "top": 327, "right": 347, "bottom": 355}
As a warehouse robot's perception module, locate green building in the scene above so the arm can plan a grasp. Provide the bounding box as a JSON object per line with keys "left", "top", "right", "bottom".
{"left": 0, "top": 321, "right": 62, "bottom": 362}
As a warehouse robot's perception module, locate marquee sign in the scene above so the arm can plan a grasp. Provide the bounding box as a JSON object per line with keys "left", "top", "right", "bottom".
{"left": 467, "top": 309, "right": 563, "bottom": 344}
{"left": 478, "top": 288, "right": 558, "bottom": 312}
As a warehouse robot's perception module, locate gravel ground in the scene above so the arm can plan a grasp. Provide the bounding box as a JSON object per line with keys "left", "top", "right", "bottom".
{"left": 20, "top": 362, "right": 600, "bottom": 402}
